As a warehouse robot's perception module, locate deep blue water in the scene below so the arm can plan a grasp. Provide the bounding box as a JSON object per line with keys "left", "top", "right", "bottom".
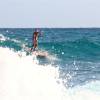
{"left": 0, "top": 28, "right": 100, "bottom": 87}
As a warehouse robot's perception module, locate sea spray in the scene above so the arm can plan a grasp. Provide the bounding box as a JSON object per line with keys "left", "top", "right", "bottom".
{"left": 0, "top": 47, "right": 70, "bottom": 100}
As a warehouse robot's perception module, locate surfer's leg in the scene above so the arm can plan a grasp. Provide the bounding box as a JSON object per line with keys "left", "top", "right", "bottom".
{"left": 33, "top": 47, "right": 36, "bottom": 51}
{"left": 31, "top": 45, "right": 33, "bottom": 51}
{"left": 33, "top": 43, "right": 38, "bottom": 51}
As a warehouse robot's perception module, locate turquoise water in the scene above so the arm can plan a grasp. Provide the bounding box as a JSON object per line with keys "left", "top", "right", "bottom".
{"left": 0, "top": 28, "right": 100, "bottom": 87}
{"left": 0, "top": 28, "right": 100, "bottom": 99}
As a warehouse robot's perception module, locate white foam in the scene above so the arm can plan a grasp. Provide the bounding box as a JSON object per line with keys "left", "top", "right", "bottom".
{"left": 0, "top": 47, "right": 100, "bottom": 100}
{"left": 0, "top": 34, "right": 20, "bottom": 44}
{"left": 68, "top": 81, "right": 100, "bottom": 100}
{"left": 0, "top": 34, "right": 6, "bottom": 41}
{"left": 0, "top": 47, "right": 69, "bottom": 100}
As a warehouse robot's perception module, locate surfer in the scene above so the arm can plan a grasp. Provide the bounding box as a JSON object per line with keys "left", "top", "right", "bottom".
{"left": 30, "top": 29, "right": 48, "bottom": 58}
{"left": 31, "top": 29, "right": 39, "bottom": 51}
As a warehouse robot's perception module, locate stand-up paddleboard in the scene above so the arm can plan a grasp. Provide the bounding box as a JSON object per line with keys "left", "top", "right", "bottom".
{"left": 33, "top": 50, "right": 48, "bottom": 58}
{"left": 22, "top": 45, "right": 48, "bottom": 58}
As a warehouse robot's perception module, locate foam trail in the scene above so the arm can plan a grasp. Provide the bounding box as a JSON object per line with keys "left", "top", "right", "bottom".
{"left": 0, "top": 34, "right": 7, "bottom": 41}
{"left": 0, "top": 47, "right": 100, "bottom": 100}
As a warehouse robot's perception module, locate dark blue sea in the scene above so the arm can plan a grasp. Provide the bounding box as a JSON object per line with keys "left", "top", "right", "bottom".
{"left": 0, "top": 28, "right": 100, "bottom": 99}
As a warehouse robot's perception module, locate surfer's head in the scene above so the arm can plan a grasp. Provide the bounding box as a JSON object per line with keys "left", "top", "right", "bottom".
{"left": 35, "top": 28, "right": 39, "bottom": 32}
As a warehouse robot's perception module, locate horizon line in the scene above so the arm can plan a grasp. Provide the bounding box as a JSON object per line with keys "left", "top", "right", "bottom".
{"left": 0, "top": 27, "right": 100, "bottom": 29}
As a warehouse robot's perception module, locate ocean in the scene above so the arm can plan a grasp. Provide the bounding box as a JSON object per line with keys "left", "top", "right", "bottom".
{"left": 0, "top": 28, "right": 100, "bottom": 100}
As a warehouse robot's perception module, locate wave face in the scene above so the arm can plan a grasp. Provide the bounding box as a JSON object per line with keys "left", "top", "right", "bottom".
{"left": 0, "top": 28, "right": 100, "bottom": 99}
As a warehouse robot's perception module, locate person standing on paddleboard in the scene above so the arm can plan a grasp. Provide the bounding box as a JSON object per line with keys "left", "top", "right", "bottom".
{"left": 31, "top": 28, "right": 42, "bottom": 51}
